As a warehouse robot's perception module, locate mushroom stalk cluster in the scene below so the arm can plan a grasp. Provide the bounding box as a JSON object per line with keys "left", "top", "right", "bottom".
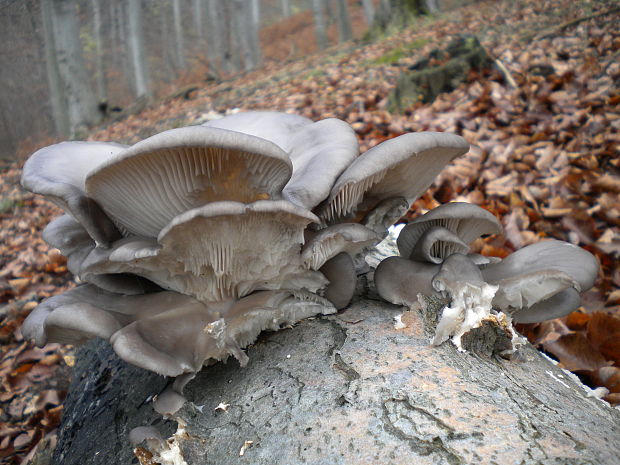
{"left": 375, "top": 202, "right": 599, "bottom": 349}
{"left": 20, "top": 111, "right": 469, "bottom": 398}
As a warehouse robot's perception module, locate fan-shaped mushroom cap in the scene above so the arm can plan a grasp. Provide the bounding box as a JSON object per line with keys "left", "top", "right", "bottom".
{"left": 202, "top": 111, "right": 313, "bottom": 152}
{"left": 492, "top": 269, "right": 579, "bottom": 314}
{"left": 301, "top": 223, "right": 379, "bottom": 270}
{"left": 481, "top": 240, "right": 598, "bottom": 292}
{"left": 283, "top": 118, "right": 359, "bottom": 209}
{"left": 320, "top": 132, "right": 469, "bottom": 223}
{"left": 22, "top": 142, "right": 126, "bottom": 245}
{"left": 511, "top": 288, "right": 582, "bottom": 324}
{"left": 157, "top": 200, "right": 318, "bottom": 301}
{"left": 85, "top": 126, "right": 293, "bottom": 237}
{"left": 409, "top": 226, "right": 470, "bottom": 264}
{"left": 319, "top": 253, "right": 357, "bottom": 309}
{"left": 374, "top": 256, "right": 440, "bottom": 306}
{"left": 398, "top": 202, "right": 501, "bottom": 260}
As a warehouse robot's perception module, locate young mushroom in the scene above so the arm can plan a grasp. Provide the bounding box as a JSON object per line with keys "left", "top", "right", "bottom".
{"left": 20, "top": 111, "right": 469, "bottom": 410}
{"left": 375, "top": 202, "right": 599, "bottom": 349}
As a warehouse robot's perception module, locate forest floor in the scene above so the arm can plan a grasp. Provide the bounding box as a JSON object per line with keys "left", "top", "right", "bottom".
{"left": 1, "top": 0, "right": 619, "bottom": 463}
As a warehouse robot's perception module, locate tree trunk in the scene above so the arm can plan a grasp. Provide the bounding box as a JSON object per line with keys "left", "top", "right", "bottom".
{"left": 127, "top": 0, "right": 150, "bottom": 97}
{"left": 40, "top": 0, "right": 69, "bottom": 137}
{"left": 362, "top": 0, "right": 375, "bottom": 25}
{"left": 251, "top": 0, "right": 261, "bottom": 28}
{"left": 50, "top": 295, "right": 620, "bottom": 464}
{"left": 373, "top": 0, "right": 424, "bottom": 32}
{"left": 280, "top": 0, "right": 291, "bottom": 17}
{"left": 49, "top": 0, "right": 99, "bottom": 137}
{"left": 173, "top": 0, "right": 186, "bottom": 70}
{"left": 90, "top": 0, "right": 107, "bottom": 106}
{"left": 312, "top": 0, "right": 329, "bottom": 50}
{"left": 193, "top": 0, "right": 204, "bottom": 43}
{"left": 336, "top": 0, "right": 353, "bottom": 43}
{"left": 205, "top": 0, "right": 225, "bottom": 75}
{"left": 232, "top": 0, "right": 257, "bottom": 72}
{"left": 424, "top": 0, "right": 441, "bottom": 13}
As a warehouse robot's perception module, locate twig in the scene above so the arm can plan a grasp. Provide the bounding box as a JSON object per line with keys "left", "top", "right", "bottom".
{"left": 494, "top": 59, "right": 518, "bottom": 89}
{"left": 522, "top": 6, "right": 620, "bottom": 41}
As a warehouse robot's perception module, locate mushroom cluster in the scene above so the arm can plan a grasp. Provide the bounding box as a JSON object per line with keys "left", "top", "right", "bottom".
{"left": 21, "top": 111, "right": 469, "bottom": 388}
{"left": 375, "top": 202, "right": 599, "bottom": 348}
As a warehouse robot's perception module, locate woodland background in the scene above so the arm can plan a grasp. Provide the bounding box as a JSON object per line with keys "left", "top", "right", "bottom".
{"left": 0, "top": 0, "right": 619, "bottom": 463}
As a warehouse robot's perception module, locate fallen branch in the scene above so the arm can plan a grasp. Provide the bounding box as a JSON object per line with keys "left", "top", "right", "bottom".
{"left": 523, "top": 7, "right": 620, "bottom": 41}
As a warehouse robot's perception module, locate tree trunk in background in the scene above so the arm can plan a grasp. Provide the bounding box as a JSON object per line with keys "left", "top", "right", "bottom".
{"left": 205, "top": 0, "right": 225, "bottom": 75}
{"left": 424, "top": 0, "right": 441, "bottom": 13}
{"left": 40, "top": 0, "right": 69, "bottom": 137}
{"left": 280, "top": 0, "right": 291, "bottom": 17}
{"left": 50, "top": 0, "right": 99, "bottom": 137}
{"left": 224, "top": 1, "right": 242, "bottom": 73}
{"left": 90, "top": 0, "right": 106, "bottom": 106}
{"left": 193, "top": 0, "right": 204, "bottom": 43}
{"left": 232, "top": 0, "right": 259, "bottom": 72}
{"left": 127, "top": 0, "right": 150, "bottom": 98}
{"left": 51, "top": 298, "right": 620, "bottom": 465}
{"left": 372, "top": 0, "right": 425, "bottom": 32}
{"left": 336, "top": 0, "right": 353, "bottom": 43}
{"left": 312, "top": 0, "right": 328, "bottom": 49}
{"left": 173, "top": 0, "right": 186, "bottom": 70}
{"left": 362, "top": 0, "right": 375, "bottom": 25}
{"left": 251, "top": 0, "right": 261, "bottom": 28}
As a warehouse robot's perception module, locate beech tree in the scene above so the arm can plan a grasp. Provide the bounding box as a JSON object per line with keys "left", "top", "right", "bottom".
{"left": 127, "top": 0, "right": 150, "bottom": 97}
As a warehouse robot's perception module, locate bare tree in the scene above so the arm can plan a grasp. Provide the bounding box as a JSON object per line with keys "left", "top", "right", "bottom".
{"left": 40, "top": 0, "right": 69, "bottom": 136}
{"left": 312, "top": 0, "right": 328, "bottom": 50}
{"left": 335, "top": 0, "right": 353, "bottom": 43}
{"left": 280, "top": 0, "right": 291, "bottom": 17}
{"left": 173, "top": 0, "right": 186, "bottom": 70}
{"left": 90, "top": 0, "right": 107, "bottom": 106}
{"left": 362, "top": 0, "right": 375, "bottom": 24}
{"left": 127, "top": 0, "right": 150, "bottom": 97}
{"left": 50, "top": 0, "right": 100, "bottom": 136}
{"left": 251, "top": 0, "right": 261, "bottom": 28}
{"left": 193, "top": 0, "right": 204, "bottom": 43}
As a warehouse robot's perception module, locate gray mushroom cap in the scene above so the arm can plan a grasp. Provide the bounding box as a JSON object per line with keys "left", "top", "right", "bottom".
{"left": 374, "top": 256, "right": 440, "bottom": 307}
{"left": 320, "top": 132, "right": 469, "bottom": 223}
{"left": 301, "top": 223, "right": 379, "bottom": 270}
{"left": 319, "top": 253, "right": 357, "bottom": 309}
{"left": 398, "top": 202, "right": 502, "bottom": 260}
{"left": 510, "top": 288, "right": 582, "bottom": 324}
{"left": 85, "top": 126, "right": 293, "bottom": 237}
{"left": 22, "top": 141, "right": 126, "bottom": 245}
{"left": 481, "top": 240, "right": 598, "bottom": 292}
{"left": 431, "top": 253, "right": 485, "bottom": 293}
{"left": 409, "top": 226, "right": 470, "bottom": 264}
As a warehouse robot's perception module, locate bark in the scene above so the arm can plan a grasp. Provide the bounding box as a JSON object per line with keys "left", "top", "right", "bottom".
{"left": 173, "top": 0, "right": 186, "bottom": 70}
{"left": 51, "top": 296, "right": 620, "bottom": 464}
{"left": 336, "top": 0, "right": 353, "bottom": 43}
{"left": 50, "top": 0, "right": 100, "bottom": 137}
{"left": 372, "top": 0, "right": 424, "bottom": 32}
{"left": 251, "top": 0, "right": 261, "bottom": 27}
{"left": 40, "top": 0, "right": 69, "bottom": 137}
{"left": 312, "top": 0, "right": 329, "bottom": 50}
{"left": 127, "top": 0, "right": 150, "bottom": 97}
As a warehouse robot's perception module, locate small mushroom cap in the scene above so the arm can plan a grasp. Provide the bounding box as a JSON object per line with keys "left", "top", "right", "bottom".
{"left": 319, "top": 253, "right": 356, "bottom": 309}
{"left": 129, "top": 426, "right": 163, "bottom": 447}
{"left": 22, "top": 141, "right": 126, "bottom": 245}
{"left": 86, "top": 126, "right": 293, "bottom": 237}
{"left": 361, "top": 197, "right": 410, "bottom": 238}
{"left": 374, "top": 256, "right": 440, "bottom": 306}
{"left": 481, "top": 239, "right": 599, "bottom": 292}
{"left": 431, "top": 253, "right": 484, "bottom": 293}
{"left": 409, "top": 226, "right": 470, "bottom": 264}
{"left": 301, "top": 223, "right": 379, "bottom": 270}
{"left": 42, "top": 214, "right": 92, "bottom": 255}
{"left": 492, "top": 269, "right": 579, "bottom": 313}
{"left": 44, "top": 302, "right": 123, "bottom": 345}
{"left": 320, "top": 132, "right": 469, "bottom": 223}
{"left": 398, "top": 202, "right": 502, "bottom": 260}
